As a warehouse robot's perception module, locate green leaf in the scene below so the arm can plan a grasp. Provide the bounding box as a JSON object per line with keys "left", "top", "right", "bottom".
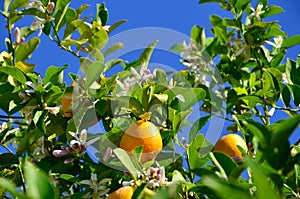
{"left": 15, "top": 37, "right": 40, "bottom": 62}
{"left": 213, "top": 152, "right": 238, "bottom": 178}
{"left": 210, "top": 15, "right": 223, "bottom": 27}
{"left": 9, "top": 0, "right": 28, "bottom": 12}
{"left": 170, "top": 43, "right": 184, "bottom": 53}
{"left": 25, "top": 161, "right": 58, "bottom": 199}
{"left": 280, "top": 83, "right": 290, "bottom": 107}
{"left": 263, "top": 5, "right": 284, "bottom": 18}
{"left": 0, "top": 66, "right": 26, "bottom": 84}
{"left": 113, "top": 148, "right": 138, "bottom": 180}
{"left": 108, "top": 19, "right": 127, "bottom": 34}
{"left": 187, "top": 134, "right": 213, "bottom": 170}
{"left": 165, "top": 87, "right": 206, "bottom": 111}
{"left": 85, "top": 61, "right": 105, "bottom": 88}
{"left": 4, "top": 0, "right": 12, "bottom": 13}
{"left": 55, "top": 0, "right": 71, "bottom": 31}
{"left": 201, "top": 175, "right": 253, "bottom": 199}
{"left": 189, "top": 115, "right": 211, "bottom": 142}
{"left": 235, "top": 0, "right": 251, "bottom": 12}
{"left": 103, "top": 42, "right": 124, "bottom": 57}
{"left": 139, "top": 40, "right": 158, "bottom": 66}
{"left": 132, "top": 183, "right": 147, "bottom": 199}
{"left": 0, "top": 153, "right": 18, "bottom": 167}
{"left": 223, "top": 18, "right": 239, "bottom": 29}
{"left": 63, "top": 17, "right": 88, "bottom": 39}
{"left": 286, "top": 58, "right": 300, "bottom": 85}
{"left": 269, "top": 115, "right": 300, "bottom": 147}
{"left": 43, "top": 21, "right": 52, "bottom": 35}
{"left": 281, "top": 35, "right": 300, "bottom": 48}
{"left": 20, "top": 7, "right": 47, "bottom": 19}
{"left": 0, "top": 178, "right": 27, "bottom": 199}
{"left": 80, "top": 57, "right": 94, "bottom": 74}
{"left": 96, "top": 3, "right": 108, "bottom": 26}
{"left": 44, "top": 65, "right": 67, "bottom": 84}
{"left": 172, "top": 170, "right": 186, "bottom": 184}
{"left": 246, "top": 159, "right": 281, "bottom": 199}
{"left": 213, "top": 26, "right": 227, "bottom": 44}
{"left": 104, "top": 58, "right": 123, "bottom": 73}
{"left": 191, "top": 25, "right": 206, "bottom": 46}
{"left": 291, "top": 85, "right": 300, "bottom": 106}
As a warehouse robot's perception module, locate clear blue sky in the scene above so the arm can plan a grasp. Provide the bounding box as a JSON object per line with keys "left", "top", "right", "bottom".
{"left": 0, "top": 0, "right": 300, "bottom": 146}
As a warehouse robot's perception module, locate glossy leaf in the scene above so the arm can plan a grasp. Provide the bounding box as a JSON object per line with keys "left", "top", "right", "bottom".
{"left": 9, "top": 0, "right": 28, "bottom": 12}
{"left": 139, "top": 40, "right": 158, "bottom": 67}
{"left": 281, "top": 35, "right": 300, "bottom": 48}
{"left": 103, "top": 42, "right": 124, "bottom": 57}
{"left": 0, "top": 66, "right": 26, "bottom": 84}
{"left": 25, "top": 161, "right": 58, "bottom": 199}
{"left": 85, "top": 61, "right": 105, "bottom": 88}
{"left": 44, "top": 65, "right": 68, "bottom": 84}
{"left": 189, "top": 115, "right": 211, "bottom": 142}
{"left": 187, "top": 134, "right": 213, "bottom": 170}
{"left": 108, "top": 19, "right": 128, "bottom": 34}
{"left": 191, "top": 25, "right": 206, "bottom": 46}
{"left": 15, "top": 37, "right": 40, "bottom": 62}
{"left": 0, "top": 178, "right": 27, "bottom": 199}
{"left": 113, "top": 148, "right": 138, "bottom": 180}
{"left": 246, "top": 159, "right": 281, "bottom": 199}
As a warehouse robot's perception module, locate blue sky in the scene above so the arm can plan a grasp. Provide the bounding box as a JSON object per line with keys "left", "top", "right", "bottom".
{"left": 0, "top": 1, "right": 300, "bottom": 152}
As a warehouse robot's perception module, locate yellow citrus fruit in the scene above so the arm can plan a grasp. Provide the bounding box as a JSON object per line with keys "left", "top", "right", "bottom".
{"left": 109, "top": 186, "right": 135, "bottom": 199}
{"left": 214, "top": 134, "right": 248, "bottom": 159}
{"left": 119, "top": 119, "right": 163, "bottom": 163}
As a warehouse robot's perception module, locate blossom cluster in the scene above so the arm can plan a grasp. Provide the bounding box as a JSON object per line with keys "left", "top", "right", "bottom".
{"left": 53, "top": 129, "right": 100, "bottom": 163}
{"left": 122, "top": 166, "right": 171, "bottom": 190}
{"left": 115, "top": 64, "right": 154, "bottom": 96}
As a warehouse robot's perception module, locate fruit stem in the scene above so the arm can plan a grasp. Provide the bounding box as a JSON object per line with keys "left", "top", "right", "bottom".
{"left": 139, "top": 112, "right": 151, "bottom": 121}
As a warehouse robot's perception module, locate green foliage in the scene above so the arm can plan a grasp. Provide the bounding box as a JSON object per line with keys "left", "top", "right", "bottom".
{"left": 1, "top": 0, "right": 300, "bottom": 198}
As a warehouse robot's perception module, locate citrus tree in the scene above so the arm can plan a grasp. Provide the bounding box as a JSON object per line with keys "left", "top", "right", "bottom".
{"left": 0, "top": 0, "right": 300, "bottom": 198}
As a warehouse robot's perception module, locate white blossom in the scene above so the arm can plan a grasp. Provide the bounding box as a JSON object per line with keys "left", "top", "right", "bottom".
{"left": 265, "top": 36, "right": 283, "bottom": 49}
{"left": 79, "top": 173, "right": 111, "bottom": 199}
{"left": 249, "top": 3, "right": 265, "bottom": 21}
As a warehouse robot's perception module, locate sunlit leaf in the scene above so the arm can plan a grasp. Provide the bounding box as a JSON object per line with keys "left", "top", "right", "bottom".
{"left": 85, "top": 61, "right": 105, "bottom": 88}
{"left": 25, "top": 161, "right": 58, "bottom": 199}
{"left": 0, "top": 66, "right": 26, "bottom": 84}
{"left": 139, "top": 40, "right": 158, "bottom": 67}
{"left": 187, "top": 134, "right": 212, "bottom": 169}
{"left": 0, "top": 178, "right": 27, "bottom": 199}
{"left": 103, "top": 42, "right": 124, "bottom": 57}
{"left": 113, "top": 148, "right": 138, "bottom": 180}
{"left": 281, "top": 35, "right": 300, "bottom": 48}
{"left": 15, "top": 37, "right": 40, "bottom": 62}
{"left": 9, "top": 0, "right": 28, "bottom": 12}
{"left": 189, "top": 115, "right": 211, "bottom": 142}
{"left": 108, "top": 19, "right": 127, "bottom": 34}
{"left": 44, "top": 65, "right": 68, "bottom": 84}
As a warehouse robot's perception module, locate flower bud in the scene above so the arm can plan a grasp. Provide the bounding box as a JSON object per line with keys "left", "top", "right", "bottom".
{"left": 53, "top": 150, "right": 67, "bottom": 157}
{"left": 103, "top": 147, "right": 112, "bottom": 162}
{"left": 14, "top": 27, "right": 21, "bottom": 44}
{"left": 47, "top": 2, "right": 55, "bottom": 14}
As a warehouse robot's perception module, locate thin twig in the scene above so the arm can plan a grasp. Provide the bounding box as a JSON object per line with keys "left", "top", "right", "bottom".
{"left": 0, "top": 115, "right": 24, "bottom": 119}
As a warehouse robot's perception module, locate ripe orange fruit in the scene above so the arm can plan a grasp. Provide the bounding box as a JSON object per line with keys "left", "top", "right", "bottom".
{"left": 109, "top": 186, "right": 135, "bottom": 199}
{"left": 62, "top": 93, "right": 73, "bottom": 118}
{"left": 214, "top": 134, "right": 248, "bottom": 159}
{"left": 61, "top": 83, "right": 99, "bottom": 126}
{"left": 119, "top": 116, "right": 163, "bottom": 163}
